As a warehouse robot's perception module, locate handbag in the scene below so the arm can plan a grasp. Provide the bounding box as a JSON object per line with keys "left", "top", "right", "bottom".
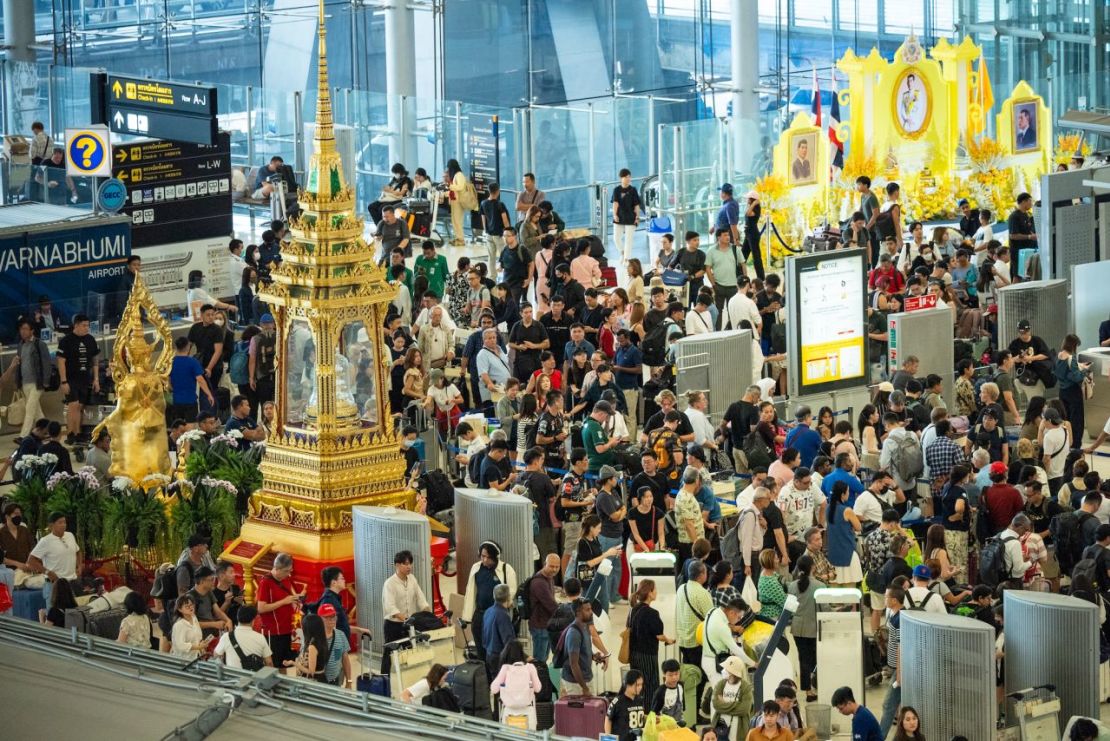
{"left": 0, "top": 583, "right": 12, "bottom": 614}
{"left": 661, "top": 268, "right": 687, "bottom": 287}
{"left": 741, "top": 574, "right": 762, "bottom": 613}
{"left": 6, "top": 389, "right": 26, "bottom": 428}
{"left": 1083, "top": 374, "right": 1095, "bottom": 401}
{"left": 618, "top": 605, "right": 640, "bottom": 664}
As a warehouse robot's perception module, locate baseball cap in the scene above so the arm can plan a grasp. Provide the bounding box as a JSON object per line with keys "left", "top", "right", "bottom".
{"left": 912, "top": 564, "right": 932, "bottom": 580}
{"left": 260, "top": 313, "right": 275, "bottom": 324}
{"left": 317, "top": 603, "right": 338, "bottom": 618}
{"left": 1017, "top": 319, "right": 1031, "bottom": 331}
{"left": 593, "top": 400, "right": 614, "bottom": 415}
{"left": 598, "top": 465, "right": 619, "bottom": 482}
{"left": 718, "top": 183, "right": 734, "bottom": 194}
{"left": 989, "top": 461, "right": 1008, "bottom": 477}
{"left": 877, "top": 381, "right": 895, "bottom": 393}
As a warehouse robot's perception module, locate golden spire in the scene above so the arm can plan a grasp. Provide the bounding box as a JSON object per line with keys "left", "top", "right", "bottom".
{"left": 314, "top": 0, "right": 334, "bottom": 152}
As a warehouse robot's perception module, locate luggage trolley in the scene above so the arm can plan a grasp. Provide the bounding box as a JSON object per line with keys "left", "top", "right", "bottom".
{"left": 1005, "top": 685, "right": 1062, "bottom": 741}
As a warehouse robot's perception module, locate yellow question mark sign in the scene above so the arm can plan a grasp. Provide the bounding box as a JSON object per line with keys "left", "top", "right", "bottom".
{"left": 75, "top": 135, "right": 97, "bottom": 168}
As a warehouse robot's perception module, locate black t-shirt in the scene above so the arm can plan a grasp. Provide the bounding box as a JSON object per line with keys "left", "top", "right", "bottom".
{"left": 509, "top": 320, "right": 548, "bottom": 362}
{"left": 1007, "top": 208, "right": 1036, "bottom": 244}
{"left": 723, "top": 400, "right": 759, "bottom": 448}
{"left": 540, "top": 312, "right": 571, "bottom": 364}
{"left": 611, "top": 185, "right": 642, "bottom": 225}
{"left": 643, "top": 410, "right": 694, "bottom": 439}
{"left": 762, "top": 501, "right": 786, "bottom": 551}
{"left": 187, "top": 322, "right": 224, "bottom": 367}
{"left": 519, "top": 470, "right": 557, "bottom": 528}
{"left": 628, "top": 604, "right": 664, "bottom": 652}
{"left": 745, "top": 202, "right": 761, "bottom": 235}
{"left": 1008, "top": 335, "right": 1050, "bottom": 363}
{"left": 213, "top": 583, "right": 243, "bottom": 622}
{"left": 1024, "top": 498, "right": 1064, "bottom": 538}
{"left": 628, "top": 505, "right": 662, "bottom": 545}
{"left": 607, "top": 693, "right": 648, "bottom": 741}
{"left": 867, "top": 310, "right": 888, "bottom": 360}
{"left": 673, "top": 248, "right": 705, "bottom": 279}
{"left": 38, "top": 440, "right": 73, "bottom": 474}
{"left": 631, "top": 470, "right": 670, "bottom": 504}
{"left": 577, "top": 537, "right": 603, "bottom": 582}
{"left": 56, "top": 332, "right": 100, "bottom": 381}
{"left": 479, "top": 455, "right": 508, "bottom": 488}
{"left": 974, "top": 424, "right": 1006, "bottom": 462}
{"left": 579, "top": 304, "right": 605, "bottom": 332}
{"left": 755, "top": 290, "right": 783, "bottom": 341}
{"left": 480, "top": 198, "right": 509, "bottom": 236}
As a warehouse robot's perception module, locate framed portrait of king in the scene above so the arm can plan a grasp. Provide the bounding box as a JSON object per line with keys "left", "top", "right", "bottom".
{"left": 892, "top": 67, "right": 932, "bottom": 140}
{"left": 1012, "top": 99, "right": 1040, "bottom": 153}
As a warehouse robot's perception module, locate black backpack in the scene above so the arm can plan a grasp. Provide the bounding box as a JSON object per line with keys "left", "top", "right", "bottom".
{"left": 642, "top": 319, "right": 677, "bottom": 366}
{"left": 1051, "top": 511, "right": 1093, "bottom": 575}
{"left": 546, "top": 604, "right": 575, "bottom": 650}
{"left": 152, "top": 561, "right": 193, "bottom": 605}
{"left": 422, "top": 470, "right": 455, "bottom": 513}
{"left": 513, "top": 575, "right": 536, "bottom": 623}
{"left": 467, "top": 445, "right": 488, "bottom": 485}
{"left": 978, "top": 533, "right": 1017, "bottom": 589}
{"left": 551, "top": 623, "right": 582, "bottom": 669}
{"left": 228, "top": 629, "right": 266, "bottom": 671}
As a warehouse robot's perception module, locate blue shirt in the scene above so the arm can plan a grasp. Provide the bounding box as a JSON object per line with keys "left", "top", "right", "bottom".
{"left": 784, "top": 423, "right": 823, "bottom": 467}
{"left": 482, "top": 603, "right": 515, "bottom": 660}
{"left": 695, "top": 484, "right": 721, "bottom": 523}
{"left": 613, "top": 343, "right": 642, "bottom": 389}
{"left": 560, "top": 622, "right": 594, "bottom": 684}
{"left": 715, "top": 197, "right": 740, "bottom": 232}
{"left": 169, "top": 355, "right": 205, "bottom": 404}
{"left": 563, "top": 339, "right": 596, "bottom": 364}
{"left": 821, "top": 468, "right": 865, "bottom": 507}
{"left": 223, "top": 414, "right": 258, "bottom": 450}
{"left": 851, "top": 705, "right": 884, "bottom": 741}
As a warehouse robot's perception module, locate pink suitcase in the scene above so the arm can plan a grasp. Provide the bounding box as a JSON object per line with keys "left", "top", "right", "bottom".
{"left": 554, "top": 694, "right": 608, "bottom": 737}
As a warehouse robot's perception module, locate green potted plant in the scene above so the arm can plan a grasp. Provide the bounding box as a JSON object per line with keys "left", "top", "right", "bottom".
{"left": 102, "top": 477, "right": 170, "bottom": 556}
{"left": 9, "top": 452, "right": 60, "bottom": 533}
{"left": 45, "top": 466, "right": 106, "bottom": 558}
{"left": 168, "top": 476, "right": 241, "bottom": 554}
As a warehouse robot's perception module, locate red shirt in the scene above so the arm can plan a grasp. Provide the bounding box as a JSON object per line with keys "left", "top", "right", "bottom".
{"left": 868, "top": 265, "right": 905, "bottom": 293}
{"left": 256, "top": 573, "right": 296, "bottom": 635}
{"left": 530, "top": 368, "right": 563, "bottom": 391}
{"left": 982, "top": 484, "right": 1024, "bottom": 532}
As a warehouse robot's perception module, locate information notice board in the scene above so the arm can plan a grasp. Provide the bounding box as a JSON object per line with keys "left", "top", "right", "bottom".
{"left": 785, "top": 248, "right": 869, "bottom": 396}
{"left": 466, "top": 113, "right": 500, "bottom": 198}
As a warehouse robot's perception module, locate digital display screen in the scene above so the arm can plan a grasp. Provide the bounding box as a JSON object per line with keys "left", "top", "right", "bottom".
{"left": 792, "top": 250, "right": 868, "bottom": 394}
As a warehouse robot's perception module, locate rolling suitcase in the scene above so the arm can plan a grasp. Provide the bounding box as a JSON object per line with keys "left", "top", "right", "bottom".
{"left": 535, "top": 701, "right": 555, "bottom": 731}
{"left": 600, "top": 266, "right": 618, "bottom": 288}
{"left": 449, "top": 659, "right": 491, "bottom": 718}
{"left": 355, "top": 636, "right": 390, "bottom": 697}
{"left": 554, "top": 694, "right": 608, "bottom": 737}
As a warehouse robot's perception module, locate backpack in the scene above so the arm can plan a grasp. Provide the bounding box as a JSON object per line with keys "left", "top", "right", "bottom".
{"left": 254, "top": 331, "right": 277, "bottom": 379}
{"left": 467, "top": 445, "right": 488, "bottom": 486}
{"left": 498, "top": 662, "right": 539, "bottom": 709}
{"left": 720, "top": 512, "right": 746, "bottom": 571}
{"left": 873, "top": 207, "right": 896, "bottom": 239}
{"left": 1052, "top": 511, "right": 1094, "bottom": 574}
{"left": 904, "top": 589, "right": 939, "bottom": 611}
{"left": 423, "top": 686, "right": 462, "bottom": 712}
{"left": 514, "top": 575, "right": 536, "bottom": 623}
{"left": 546, "top": 604, "right": 575, "bottom": 650}
{"left": 229, "top": 340, "right": 250, "bottom": 386}
{"left": 978, "top": 533, "right": 1017, "bottom": 589}
{"left": 228, "top": 629, "right": 266, "bottom": 671}
{"left": 1072, "top": 558, "right": 1101, "bottom": 594}
{"left": 888, "top": 432, "right": 923, "bottom": 482}
{"left": 643, "top": 319, "right": 681, "bottom": 367}
{"left": 422, "top": 470, "right": 455, "bottom": 514}
{"left": 551, "top": 622, "right": 583, "bottom": 669}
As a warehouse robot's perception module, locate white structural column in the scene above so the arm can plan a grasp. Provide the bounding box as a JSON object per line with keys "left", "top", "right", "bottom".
{"left": 731, "top": 0, "right": 760, "bottom": 177}
{"left": 385, "top": 0, "right": 417, "bottom": 167}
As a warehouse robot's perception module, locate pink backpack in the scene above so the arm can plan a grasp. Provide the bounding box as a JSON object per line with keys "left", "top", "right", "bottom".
{"left": 498, "top": 662, "right": 538, "bottom": 709}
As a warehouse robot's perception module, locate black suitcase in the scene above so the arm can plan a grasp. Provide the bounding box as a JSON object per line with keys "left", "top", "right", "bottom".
{"left": 449, "top": 659, "right": 491, "bottom": 718}
{"left": 535, "top": 701, "right": 555, "bottom": 731}
{"left": 64, "top": 604, "right": 127, "bottom": 638}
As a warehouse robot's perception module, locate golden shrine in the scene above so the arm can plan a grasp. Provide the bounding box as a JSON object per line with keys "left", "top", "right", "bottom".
{"left": 220, "top": 0, "right": 410, "bottom": 600}
{"left": 757, "top": 33, "right": 1055, "bottom": 249}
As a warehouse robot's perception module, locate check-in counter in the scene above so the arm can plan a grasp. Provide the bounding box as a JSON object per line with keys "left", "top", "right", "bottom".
{"left": 1079, "top": 348, "right": 1110, "bottom": 441}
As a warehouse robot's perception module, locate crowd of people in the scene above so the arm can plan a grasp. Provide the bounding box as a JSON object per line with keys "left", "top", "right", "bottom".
{"left": 3, "top": 159, "right": 1110, "bottom": 741}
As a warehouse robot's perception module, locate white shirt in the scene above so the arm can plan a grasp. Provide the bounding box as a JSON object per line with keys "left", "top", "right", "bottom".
{"left": 1043, "top": 427, "right": 1069, "bottom": 478}
{"left": 685, "top": 407, "right": 715, "bottom": 447}
{"left": 186, "top": 287, "right": 219, "bottom": 320}
{"left": 214, "top": 625, "right": 273, "bottom": 669}
{"left": 227, "top": 254, "right": 244, "bottom": 292}
{"left": 685, "top": 308, "right": 715, "bottom": 336}
{"left": 463, "top": 437, "right": 486, "bottom": 487}
{"left": 853, "top": 490, "right": 885, "bottom": 525}
{"left": 171, "top": 615, "right": 204, "bottom": 659}
{"left": 920, "top": 423, "right": 938, "bottom": 479}
{"left": 724, "top": 292, "right": 761, "bottom": 333}
{"left": 427, "top": 382, "right": 461, "bottom": 413}
{"left": 972, "top": 225, "right": 994, "bottom": 262}
{"left": 778, "top": 481, "right": 825, "bottom": 539}
{"left": 382, "top": 572, "right": 430, "bottom": 623}
{"left": 404, "top": 678, "right": 433, "bottom": 704}
{"left": 414, "top": 307, "right": 458, "bottom": 335}
{"left": 750, "top": 339, "right": 766, "bottom": 381}
{"left": 1000, "top": 528, "right": 1032, "bottom": 579}
{"left": 899, "top": 243, "right": 922, "bottom": 274}
{"left": 29, "top": 531, "right": 79, "bottom": 579}
{"left": 904, "top": 586, "right": 947, "bottom": 614}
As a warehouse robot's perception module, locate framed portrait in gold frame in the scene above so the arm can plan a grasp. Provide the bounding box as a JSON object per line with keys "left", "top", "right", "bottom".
{"left": 891, "top": 67, "right": 932, "bottom": 140}
{"left": 788, "top": 130, "right": 818, "bottom": 186}
{"left": 1012, "top": 98, "right": 1040, "bottom": 153}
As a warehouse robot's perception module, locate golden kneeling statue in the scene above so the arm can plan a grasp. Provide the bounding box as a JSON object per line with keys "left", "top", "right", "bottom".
{"left": 92, "top": 274, "right": 174, "bottom": 484}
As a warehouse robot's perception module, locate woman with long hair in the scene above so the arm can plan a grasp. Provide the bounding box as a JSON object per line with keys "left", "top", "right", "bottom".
{"left": 1055, "top": 333, "right": 1090, "bottom": 449}
{"left": 520, "top": 205, "right": 543, "bottom": 255}
{"left": 816, "top": 407, "right": 835, "bottom": 440}
{"left": 857, "top": 404, "right": 881, "bottom": 470}
{"left": 710, "top": 560, "right": 741, "bottom": 607}
{"left": 297, "top": 613, "right": 330, "bottom": 682}
{"left": 923, "top": 523, "right": 958, "bottom": 587}
{"left": 626, "top": 259, "right": 645, "bottom": 306}
{"left": 627, "top": 579, "right": 673, "bottom": 701}
{"left": 787, "top": 555, "right": 825, "bottom": 702}
{"left": 940, "top": 463, "right": 973, "bottom": 583}
{"left": 756, "top": 549, "right": 787, "bottom": 620}
{"left": 444, "top": 158, "right": 469, "bottom": 246}
{"left": 401, "top": 663, "right": 450, "bottom": 704}
{"left": 490, "top": 639, "right": 542, "bottom": 728}
{"left": 955, "top": 359, "right": 978, "bottom": 418}
{"left": 577, "top": 514, "right": 622, "bottom": 614}
{"left": 237, "top": 266, "right": 257, "bottom": 326}
{"left": 892, "top": 705, "right": 926, "bottom": 741}
{"left": 827, "top": 481, "right": 864, "bottom": 586}
{"left": 45, "top": 577, "right": 78, "bottom": 628}
{"left": 1021, "top": 395, "right": 1046, "bottom": 447}
{"left": 401, "top": 346, "right": 427, "bottom": 413}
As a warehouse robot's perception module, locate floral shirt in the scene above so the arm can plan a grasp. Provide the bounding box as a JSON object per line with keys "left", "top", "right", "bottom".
{"left": 444, "top": 270, "right": 471, "bottom": 327}
{"left": 861, "top": 527, "right": 894, "bottom": 576}
{"left": 757, "top": 574, "right": 787, "bottom": 620}
{"left": 955, "top": 376, "right": 977, "bottom": 417}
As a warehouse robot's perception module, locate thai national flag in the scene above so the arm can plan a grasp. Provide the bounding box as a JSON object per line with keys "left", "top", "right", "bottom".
{"left": 829, "top": 87, "right": 844, "bottom": 171}
{"left": 810, "top": 67, "right": 821, "bottom": 128}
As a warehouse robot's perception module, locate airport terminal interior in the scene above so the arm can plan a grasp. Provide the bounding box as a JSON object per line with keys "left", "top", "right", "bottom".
{"left": 2, "top": 1, "right": 1110, "bottom": 739}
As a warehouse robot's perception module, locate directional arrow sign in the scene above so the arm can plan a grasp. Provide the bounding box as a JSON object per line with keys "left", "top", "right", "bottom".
{"left": 90, "top": 72, "right": 218, "bottom": 146}
{"left": 111, "top": 79, "right": 123, "bottom": 98}
{"left": 106, "top": 105, "right": 217, "bottom": 146}
{"left": 105, "top": 74, "right": 216, "bottom": 117}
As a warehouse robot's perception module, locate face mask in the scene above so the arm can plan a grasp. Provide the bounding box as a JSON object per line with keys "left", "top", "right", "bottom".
{"left": 402, "top": 439, "right": 415, "bottom": 448}
{"left": 10, "top": 515, "right": 22, "bottom": 527}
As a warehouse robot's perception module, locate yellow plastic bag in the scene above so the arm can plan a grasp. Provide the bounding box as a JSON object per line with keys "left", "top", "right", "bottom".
{"left": 642, "top": 711, "right": 679, "bottom": 741}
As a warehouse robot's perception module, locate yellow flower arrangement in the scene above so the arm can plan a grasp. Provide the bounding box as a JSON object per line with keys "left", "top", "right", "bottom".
{"left": 752, "top": 174, "right": 796, "bottom": 266}
{"left": 1053, "top": 133, "right": 1091, "bottom": 166}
